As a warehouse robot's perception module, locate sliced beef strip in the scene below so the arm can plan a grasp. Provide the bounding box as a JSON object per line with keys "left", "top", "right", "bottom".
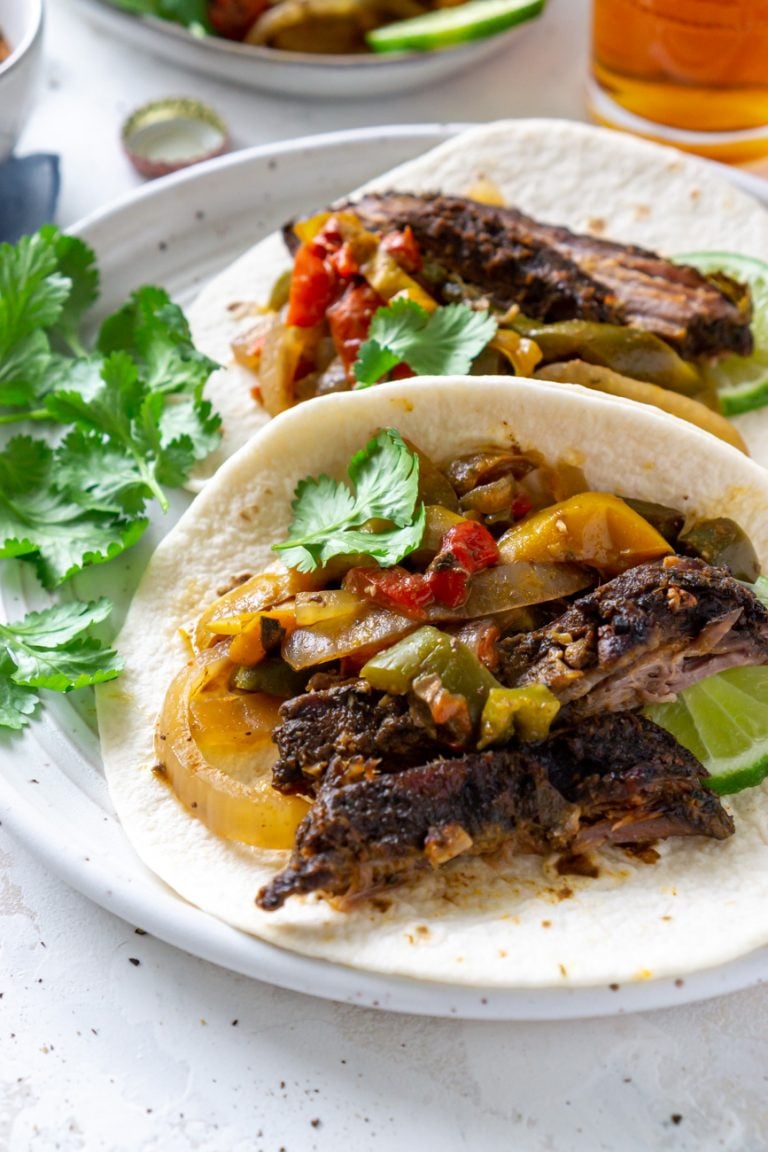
{"left": 497, "top": 555, "right": 768, "bottom": 722}
{"left": 285, "top": 193, "right": 751, "bottom": 359}
{"left": 256, "top": 712, "right": 733, "bottom": 910}
{"left": 272, "top": 680, "right": 450, "bottom": 795}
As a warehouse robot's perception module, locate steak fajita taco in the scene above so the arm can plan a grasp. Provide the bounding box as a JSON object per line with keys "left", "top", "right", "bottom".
{"left": 97, "top": 377, "right": 768, "bottom": 988}
{"left": 187, "top": 119, "right": 768, "bottom": 485}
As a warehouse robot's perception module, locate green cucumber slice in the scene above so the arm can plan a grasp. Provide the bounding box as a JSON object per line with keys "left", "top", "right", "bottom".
{"left": 366, "top": 0, "right": 546, "bottom": 54}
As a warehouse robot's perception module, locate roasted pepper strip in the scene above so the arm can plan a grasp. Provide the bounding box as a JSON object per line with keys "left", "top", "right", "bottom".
{"left": 497, "top": 492, "right": 672, "bottom": 576}
{"left": 511, "top": 317, "right": 704, "bottom": 396}
{"left": 361, "top": 625, "right": 498, "bottom": 725}
{"left": 478, "top": 685, "right": 560, "bottom": 748}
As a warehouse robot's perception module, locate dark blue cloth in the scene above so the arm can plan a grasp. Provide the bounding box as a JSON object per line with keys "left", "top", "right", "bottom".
{"left": 0, "top": 153, "right": 60, "bottom": 243}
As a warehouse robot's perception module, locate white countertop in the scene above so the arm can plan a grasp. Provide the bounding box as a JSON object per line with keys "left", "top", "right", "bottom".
{"left": 5, "top": 3, "right": 768, "bottom": 1149}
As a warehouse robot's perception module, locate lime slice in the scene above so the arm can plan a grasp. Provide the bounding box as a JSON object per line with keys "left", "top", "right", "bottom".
{"left": 645, "top": 665, "right": 768, "bottom": 795}
{"left": 366, "top": 0, "right": 546, "bottom": 53}
{"left": 675, "top": 251, "right": 768, "bottom": 416}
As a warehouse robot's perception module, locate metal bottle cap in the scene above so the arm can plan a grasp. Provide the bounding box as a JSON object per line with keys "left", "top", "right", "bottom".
{"left": 122, "top": 98, "right": 229, "bottom": 178}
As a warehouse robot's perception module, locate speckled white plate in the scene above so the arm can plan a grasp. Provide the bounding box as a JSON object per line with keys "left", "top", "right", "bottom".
{"left": 1, "top": 125, "right": 768, "bottom": 1019}
{"left": 69, "top": 0, "right": 538, "bottom": 98}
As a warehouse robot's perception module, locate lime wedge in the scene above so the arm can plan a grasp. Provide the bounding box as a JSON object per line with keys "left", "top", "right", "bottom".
{"left": 366, "top": 0, "right": 546, "bottom": 53}
{"left": 645, "top": 665, "right": 768, "bottom": 795}
{"left": 675, "top": 251, "right": 768, "bottom": 416}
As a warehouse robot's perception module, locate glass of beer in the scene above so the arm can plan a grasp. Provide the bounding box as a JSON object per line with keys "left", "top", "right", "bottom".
{"left": 589, "top": 0, "right": 768, "bottom": 163}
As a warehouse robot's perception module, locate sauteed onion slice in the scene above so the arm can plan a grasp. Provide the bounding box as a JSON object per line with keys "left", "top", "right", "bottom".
{"left": 156, "top": 650, "right": 310, "bottom": 850}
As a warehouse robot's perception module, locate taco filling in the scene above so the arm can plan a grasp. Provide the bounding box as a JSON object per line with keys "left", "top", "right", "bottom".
{"left": 154, "top": 427, "right": 768, "bottom": 912}
{"left": 231, "top": 190, "right": 754, "bottom": 444}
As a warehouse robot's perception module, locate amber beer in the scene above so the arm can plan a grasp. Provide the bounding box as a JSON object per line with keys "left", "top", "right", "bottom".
{"left": 589, "top": 0, "right": 768, "bottom": 162}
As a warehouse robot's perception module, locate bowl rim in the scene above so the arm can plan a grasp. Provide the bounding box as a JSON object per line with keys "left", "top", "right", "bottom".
{"left": 0, "top": 0, "right": 44, "bottom": 77}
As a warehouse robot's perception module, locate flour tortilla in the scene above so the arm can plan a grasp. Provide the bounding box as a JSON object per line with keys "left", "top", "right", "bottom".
{"left": 187, "top": 118, "right": 768, "bottom": 486}
{"left": 97, "top": 376, "right": 768, "bottom": 989}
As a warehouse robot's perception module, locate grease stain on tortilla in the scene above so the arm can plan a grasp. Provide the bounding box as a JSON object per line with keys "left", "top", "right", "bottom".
{"left": 633, "top": 204, "right": 651, "bottom": 221}
{"left": 634, "top": 968, "right": 654, "bottom": 981}
{"left": 239, "top": 504, "right": 262, "bottom": 523}
{"left": 587, "top": 217, "right": 607, "bottom": 235}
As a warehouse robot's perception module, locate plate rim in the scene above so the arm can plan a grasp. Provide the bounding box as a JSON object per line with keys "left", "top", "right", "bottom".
{"left": 3, "top": 122, "right": 768, "bottom": 1020}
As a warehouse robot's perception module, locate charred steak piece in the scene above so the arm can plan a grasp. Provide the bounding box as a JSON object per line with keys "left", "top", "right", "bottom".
{"left": 543, "top": 712, "right": 734, "bottom": 849}
{"left": 272, "top": 680, "right": 450, "bottom": 795}
{"left": 498, "top": 556, "right": 768, "bottom": 721}
{"left": 306, "top": 193, "right": 752, "bottom": 359}
{"left": 256, "top": 712, "right": 733, "bottom": 910}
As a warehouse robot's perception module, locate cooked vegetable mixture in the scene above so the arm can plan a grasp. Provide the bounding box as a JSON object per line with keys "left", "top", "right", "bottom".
{"left": 155, "top": 431, "right": 768, "bottom": 909}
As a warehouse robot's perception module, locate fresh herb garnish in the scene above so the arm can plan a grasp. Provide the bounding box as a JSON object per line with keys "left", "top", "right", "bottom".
{"left": 0, "top": 228, "right": 220, "bottom": 584}
{"left": 354, "top": 298, "right": 498, "bottom": 387}
{"left": 274, "top": 429, "right": 426, "bottom": 572}
{"left": 0, "top": 226, "right": 221, "bottom": 730}
{"left": 106, "top": 0, "right": 212, "bottom": 34}
{"left": 0, "top": 600, "right": 122, "bottom": 730}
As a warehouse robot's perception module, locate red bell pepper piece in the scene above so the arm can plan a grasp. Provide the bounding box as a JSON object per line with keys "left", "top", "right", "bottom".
{"left": 344, "top": 566, "right": 434, "bottom": 619}
{"left": 285, "top": 243, "right": 336, "bottom": 328}
{"left": 327, "top": 281, "right": 386, "bottom": 377}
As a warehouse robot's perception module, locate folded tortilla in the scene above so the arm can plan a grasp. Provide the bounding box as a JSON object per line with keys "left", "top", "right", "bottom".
{"left": 97, "top": 376, "right": 768, "bottom": 989}
{"left": 187, "top": 118, "right": 768, "bottom": 485}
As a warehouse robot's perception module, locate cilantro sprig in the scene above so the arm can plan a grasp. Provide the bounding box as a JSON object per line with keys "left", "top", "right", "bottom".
{"left": 0, "top": 600, "right": 122, "bottom": 730}
{"left": 0, "top": 228, "right": 221, "bottom": 586}
{"left": 106, "top": 0, "right": 212, "bottom": 33}
{"left": 0, "top": 226, "right": 221, "bottom": 731}
{"left": 274, "top": 429, "right": 426, "bottom": 572}
{"left": 354, "top": 298, "right": 498, "bottom": 387}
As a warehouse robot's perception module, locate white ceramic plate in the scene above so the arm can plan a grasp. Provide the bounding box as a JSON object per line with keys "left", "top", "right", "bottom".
{"left": 70, "top": 0, "right": 537, "bottom": 97}
{"left": 2, "top": 125, "right": 768, "bottom": 1020}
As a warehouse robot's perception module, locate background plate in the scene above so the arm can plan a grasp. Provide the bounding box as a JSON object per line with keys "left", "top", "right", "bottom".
{"left": 69, "top": 0, "right": 537, "bottom": 97}
{"left": 2, "top": 124, "right": 768, "bottom": 1020}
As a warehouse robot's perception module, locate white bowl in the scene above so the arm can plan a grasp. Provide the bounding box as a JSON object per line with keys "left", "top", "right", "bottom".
{"left": 72, "top": 0, "right": 536, "bottom": 99}
{"left": 0, "top": 0, "right": 44, "bottom": 161}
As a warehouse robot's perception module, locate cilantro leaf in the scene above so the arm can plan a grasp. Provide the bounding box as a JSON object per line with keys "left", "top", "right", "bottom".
{"left": 0, "top": 600, "right": 122, "bottom": 729}
{"left": 0, "top": 436, "right": 147, "bottom": 587}
{"left": 98, "top": 286, "right": 217, "bottom": 398}
{"left": 354, "top": 299, "right": 498, "bottom": 387}
{"left": 0, "top": 652, "right": 38, "bottom": 730}
{"left": 274, "top": 429, "right": 425, "bottom": 572}
{"left": 0, "top": 228, "right": 71, "bottom": 409}
{"left": 49, "top": 233, "right": 100, "bottom": 356}
{"left": 46, "top": 346, "right": 220, "bottom": 512}
{"left": 107, "top": 0, "right": 212, "bottom": 31}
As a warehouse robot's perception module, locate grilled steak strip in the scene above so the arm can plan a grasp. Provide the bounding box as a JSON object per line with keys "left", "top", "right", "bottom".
{"left": 287, "top": 193, "right": 752, "bottom": 359}
{"left": 498, "top": 555, "right": 768, "bottom": 721}
{"left": 256, "top": 713, "right": 733, "bottom": 910}
{"left": 272, "top": 680, "right": 449, "bottom": 795}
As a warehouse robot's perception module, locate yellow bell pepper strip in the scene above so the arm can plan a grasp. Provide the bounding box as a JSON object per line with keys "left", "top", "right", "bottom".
{"left": 194, "top": 563, "right": 322, "bottom": 653}
{"left": 496, "top": 492, "right": 673, "bottom": 577}
{"left": 361, "top": 625, "right": 498, "bottom": 726}
{"left": 360, "top": 245, "right": 436, "bottom": 312}
{"left": 228, "top": 606, "right": 297, "bottom": 667}
{"left": 490, "top": 328, "right": 543, "bottom": 376}
{"left": 478, "top": 685, "right": 560, "bottom": 748}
